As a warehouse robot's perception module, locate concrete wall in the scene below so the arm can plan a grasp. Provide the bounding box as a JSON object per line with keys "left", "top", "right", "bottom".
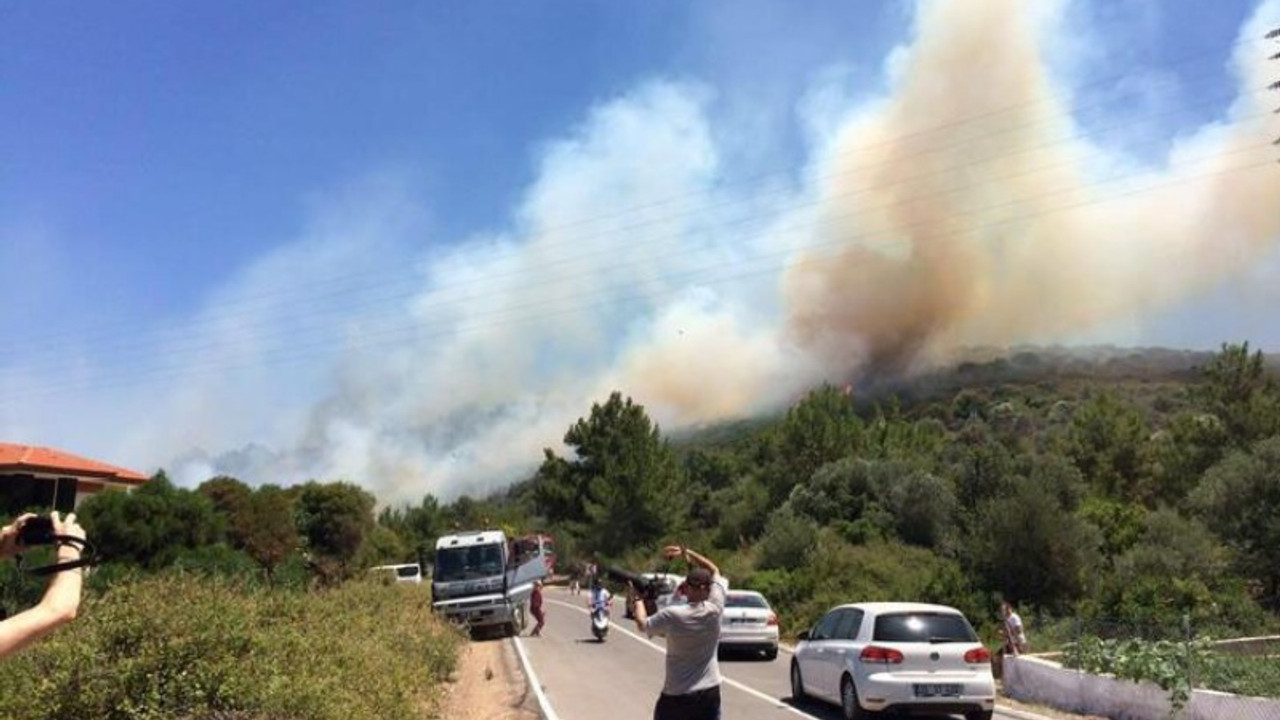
{"left": 1003, "top": 655, "right": 1280, "bottom": 720}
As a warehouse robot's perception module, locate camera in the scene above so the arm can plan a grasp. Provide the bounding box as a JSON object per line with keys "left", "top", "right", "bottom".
{"left": 18, "top": 516, "right": 55, "bottom": 546}
{"left": 605, "top": 566, "right": 665, "bottom": 616}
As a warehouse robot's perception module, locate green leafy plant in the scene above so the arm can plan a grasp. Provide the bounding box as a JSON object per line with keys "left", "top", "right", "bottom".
{"left": 1063, "top": 635, "right": 1216, "bottom": 714}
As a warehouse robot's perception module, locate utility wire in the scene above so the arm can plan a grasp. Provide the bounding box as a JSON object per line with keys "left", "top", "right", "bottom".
{"left": 12, "top": 87, "right": 1278, "bottom": 361}
{"left": 13, "top": 34, "right": 1278, "bottom": 345}
{"left": 8, "top": 128, "right": 1276, "bottom": 375}
{"left": 4, "top": 153, "right": 1273, "bottom": 403}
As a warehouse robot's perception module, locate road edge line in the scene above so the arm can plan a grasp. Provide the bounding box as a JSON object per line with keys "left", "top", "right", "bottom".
{"left": 511, "top": 634, "right": 562, "bottom": 720}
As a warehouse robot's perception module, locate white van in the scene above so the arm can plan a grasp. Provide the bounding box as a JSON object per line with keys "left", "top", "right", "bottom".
{"left": 370, "top": 563, "right": 423, "bottom": 584}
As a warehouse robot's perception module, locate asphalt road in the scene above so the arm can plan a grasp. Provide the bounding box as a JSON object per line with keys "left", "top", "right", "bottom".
{"left": 513, "top": 587, "right": 1032, "bottom": 720}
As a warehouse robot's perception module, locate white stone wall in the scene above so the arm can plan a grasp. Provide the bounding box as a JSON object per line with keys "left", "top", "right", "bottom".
{"left": 1003, "top": 655, "right": 1280, "bottom": 720}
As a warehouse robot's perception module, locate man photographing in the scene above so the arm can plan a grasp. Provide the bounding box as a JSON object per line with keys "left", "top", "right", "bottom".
{"left": 628, "top": 544, "right": 726, "bottom": 720}
{"left": 0, "top": 511, "right": 87, "bottom": 660}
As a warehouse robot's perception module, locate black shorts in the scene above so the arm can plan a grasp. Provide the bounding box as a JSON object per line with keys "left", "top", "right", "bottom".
{"left": 653, "top": 684, "right": 720, "bottom": 720}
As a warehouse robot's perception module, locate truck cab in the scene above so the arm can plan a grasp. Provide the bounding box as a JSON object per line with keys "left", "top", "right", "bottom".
{"left": 431, "top": 529, "right": 549, "bottom": 636}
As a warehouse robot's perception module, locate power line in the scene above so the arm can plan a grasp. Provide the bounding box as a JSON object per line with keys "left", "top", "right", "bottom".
{"left": 11, "top": 86, "right": 1277, "bottom": 362}
{"left": 3, "top": 154, "right": 1273, "bottom": 404}
{"left": 8, "top": 119, "right": 1275, "bottom": 375}
{"left": 7, "top": 123, "right": 1276, "bottom": 377}
{"left": 13, "top": 35, "right": 1278, "bottom": 347}
{"left": 1271, "top": 26, "right": 1280, "bottom": 152}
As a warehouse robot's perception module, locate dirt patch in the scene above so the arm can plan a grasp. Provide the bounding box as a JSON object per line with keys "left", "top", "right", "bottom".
{"left": 435, "top": 637, "right": 541, "bottom": 720}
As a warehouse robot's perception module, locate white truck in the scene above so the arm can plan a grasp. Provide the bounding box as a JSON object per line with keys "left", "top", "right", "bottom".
{"left": 430, "top": 529, "right": 551, "bottom": 636}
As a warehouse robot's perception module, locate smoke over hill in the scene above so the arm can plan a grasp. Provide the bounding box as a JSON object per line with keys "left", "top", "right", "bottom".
{"left": 170, "top": 0, "right": 1280, "bottom": 503}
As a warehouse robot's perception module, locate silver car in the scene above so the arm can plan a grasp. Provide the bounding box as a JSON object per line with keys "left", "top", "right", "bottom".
{"left": 790, "top": 602, "right": 995, "bottom": 720}
{"left": 719, "top": 589, "right": 780, "bottom": 659}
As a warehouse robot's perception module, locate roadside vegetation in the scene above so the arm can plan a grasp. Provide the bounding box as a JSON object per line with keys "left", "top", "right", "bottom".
{"left": 3, "top": 341, "right": 1279, "bottom": 715}
{"left": 0, "top": 573, "right": 460, "bottom": 720}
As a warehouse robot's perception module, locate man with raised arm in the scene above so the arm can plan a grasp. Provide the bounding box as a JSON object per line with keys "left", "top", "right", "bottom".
{"left": 628, "top": 544, "right": 726, "bottom": 720}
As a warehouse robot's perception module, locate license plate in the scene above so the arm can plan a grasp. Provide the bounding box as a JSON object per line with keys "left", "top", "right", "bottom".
{"left": 913, "top": 683, "right": 961, "bottom": 698}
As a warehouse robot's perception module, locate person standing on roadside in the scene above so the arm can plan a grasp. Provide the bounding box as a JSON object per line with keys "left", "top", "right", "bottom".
{"left": 628, "top": 544, "right": 726, "bottom": 720}
{"left": 1001, "top": 600, "right": 1028, "bottom": 655}
{"left": 0, "top": 512, "right": 88, "bottom": 659}
{"left": 529, "top": 580, "right": 546, "bottom": 637}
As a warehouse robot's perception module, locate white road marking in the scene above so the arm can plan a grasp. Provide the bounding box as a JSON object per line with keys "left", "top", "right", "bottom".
{"left": 546, "top": 598, "right": 820, "bottom": 719}
{"left": 512, "top": 634, "right": 562, "bottom": 720}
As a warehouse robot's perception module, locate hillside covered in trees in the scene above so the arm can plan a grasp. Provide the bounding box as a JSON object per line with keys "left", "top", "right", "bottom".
{"left": 506, "top": 341, "right": 1280, "bottom": 639}
{"left": 7, "top": 342, "right": 1278, "bottom": 647}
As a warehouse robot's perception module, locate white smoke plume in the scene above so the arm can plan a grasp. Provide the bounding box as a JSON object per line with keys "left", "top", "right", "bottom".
{"left": 137, "top": 0, "right": 1280, "bottom": 503}
{"left": 784, "top": 0, "right": 1280, "bottom": 375}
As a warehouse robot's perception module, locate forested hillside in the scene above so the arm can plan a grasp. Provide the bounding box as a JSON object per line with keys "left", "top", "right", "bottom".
{"left": 510, "top": 341, "right": 1280, "bottom": 641}
{"left": 6, "top": 342, "right": 1277, "bottom": 650}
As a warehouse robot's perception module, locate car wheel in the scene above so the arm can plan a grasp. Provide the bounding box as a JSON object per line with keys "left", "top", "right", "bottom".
{"left": 764, "top": 645, "right": 778, "bottom": 661}
{"left": 966, "top": 711, "right": 993, "bottom": 720}
{"left": 789, "top": 660, "right": 806, "bottom": 701}
{"left": 841, "top": 674, "right": 872, "bottom": 720}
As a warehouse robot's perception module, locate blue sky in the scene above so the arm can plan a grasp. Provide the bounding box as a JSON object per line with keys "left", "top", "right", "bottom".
{"left": 3, "top": 0, "right": 1279, "bottom": 502}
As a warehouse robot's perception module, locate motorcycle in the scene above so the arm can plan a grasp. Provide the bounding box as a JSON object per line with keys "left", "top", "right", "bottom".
{"left": 590, "top": 605, "right": 610, "bottom": 641}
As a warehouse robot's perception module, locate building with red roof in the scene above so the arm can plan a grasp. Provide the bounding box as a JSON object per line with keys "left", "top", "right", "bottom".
{"left": 1, "top": 443, "right": 148, "bottom": 514}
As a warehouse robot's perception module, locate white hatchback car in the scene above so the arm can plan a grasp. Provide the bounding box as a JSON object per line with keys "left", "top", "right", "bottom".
{"left": 790, "top": 602, "right": 995, "bottom": 720}
{"left": 719, "top": 590, "right": 779, "bottom": 659}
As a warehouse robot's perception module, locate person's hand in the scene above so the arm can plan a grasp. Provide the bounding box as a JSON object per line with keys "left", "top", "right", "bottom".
{"left": 50, "top": 511, "right": 86, "bottom": 563}
{"left": 0, "top": 513, "right": 37, "bottom": 558}
{"left": 661, "top": 545, "right": 686, "bottom": 561}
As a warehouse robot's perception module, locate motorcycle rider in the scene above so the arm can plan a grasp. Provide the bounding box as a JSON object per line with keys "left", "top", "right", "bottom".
{"left": 587, "top": 577, "right": 612, "bottom": 639}
{"left": 587, "top": 577, "right": 612, "bottom": 614}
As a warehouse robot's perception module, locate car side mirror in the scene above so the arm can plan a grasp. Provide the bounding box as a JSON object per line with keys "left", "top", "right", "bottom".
{"left": 796, "top": 629, "right": 810, "bottom": 641}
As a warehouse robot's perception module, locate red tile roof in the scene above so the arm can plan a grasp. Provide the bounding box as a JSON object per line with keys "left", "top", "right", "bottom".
{"left": 0, "top": 443, "right": 148, "bottom": 485}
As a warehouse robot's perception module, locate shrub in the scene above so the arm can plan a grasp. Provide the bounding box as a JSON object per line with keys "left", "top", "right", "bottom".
{"left": 0, "top": 573, "right": 461, "bottom": 720}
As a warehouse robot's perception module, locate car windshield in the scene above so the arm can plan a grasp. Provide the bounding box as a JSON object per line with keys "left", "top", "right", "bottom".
{"left": 433, "top": 544, "right": 504, "bottom": 582}
{"left": 873, "top": 612, "right": 978, "bottom": 643}
{"left": 396, "top": 565, "right": 420, "bottom": 578}
{"left": 726, "top": 593, "right": 769, "bottom": 609}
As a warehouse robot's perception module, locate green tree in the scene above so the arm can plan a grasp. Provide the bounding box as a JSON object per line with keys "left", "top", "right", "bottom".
{"left": 879, "top": 468, "right": 956, "bottom": 550}
{"left": 946, "top": 420, "right": 1016, "bottom": 519}
{"left": 78, "top": 473, "right": 223, "bottom": 569}
{"left": 1196, "top": 342, "right": 1280, "bottom": 446}
{"left": 756, "top": 505, "right": 818, "bottom": 570}
{"left": 761, "top": 384, "right": 863, "bottom": 506}
{"left": 533, "top": 392, "right": 683, "bottom": 556}
{"left": 378, "top": 494, "right": 442, "bottom": 563}
{"left": 1077, "top": 497, "right": 1147, "bottom": 566}
{"left": 195, "top": 475, "right": 251, "bottom": 526}
{"left": 681, "top": 448, "right": 743, "bottom": 530}
{"left": 1190, "top": 436, "right": 1280, "bottom": 609}
{"left": 1066, "top": 393, "right": 1148, "bottom": 502}
{"left": 235, "top": 485, "right": 300, "bottom": 581}
{"left": 788, "top": 457, "right": 879, "bottom": 526}
{"left": 294, "top": 481, "right": 376, "bottom": 583}
{"left": 354, "top": 524, "right": 413, "bottom": 569}
{"left": 1143, "top": 412, "right": 1228, "bottom": 505}
{"left": 966, "top": 476, "right": 1099, "bottom": 612}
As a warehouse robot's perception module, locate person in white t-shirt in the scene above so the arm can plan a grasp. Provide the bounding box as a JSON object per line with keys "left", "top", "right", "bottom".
{"left": 1001, "top": 601, "right": 1028, "bottom": 655}
{"left": 628, "top": 545, "right": 726, "bottom": 720}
